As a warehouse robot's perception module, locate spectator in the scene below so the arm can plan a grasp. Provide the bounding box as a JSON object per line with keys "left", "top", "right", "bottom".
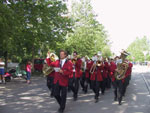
{"left": 26, "top": 61, "right": 32, "bottom": 84}
{"left": 0, "top": 58, "right": 5, "bottom": 84}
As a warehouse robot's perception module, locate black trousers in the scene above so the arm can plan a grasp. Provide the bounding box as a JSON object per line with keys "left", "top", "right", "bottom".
{"left": 80, "top": 72, "right": 89, "bottom": 92}
{"left": 91, "top": 80, "right": 100, "bottom": 99}
{"left": 47, "top": 76, "right": 54, "bottom": 96}
{"left": 104, "top": 77, "right": 112, "bottom": 89}
{"left": 68, "top": 73, "right": 80, "bottom": 98}
{"left": 122, "top": 75, "right": 130, "bottom": 96}
{"left": 100, "top": 81, "right": 105, "bottom": 94}
{"left": 68, "top": 78, "right": 74, "bottom": 93}
{"left": 107, "top": 75, "right": 112, "bottom": 88}
{"left": 112, "top": 80, "right": 124, "bottom": 103}
{"left": 80, "top": 72, "right": 86, "bottom": 90}
{"left": 53, "top": 82, "right": 67, "bottom": 110}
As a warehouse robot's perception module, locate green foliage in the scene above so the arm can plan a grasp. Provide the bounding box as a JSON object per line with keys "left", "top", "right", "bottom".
{"left": 0, "top": 0, "right": 112, "bottom": 63}
{"left": 127, "top": 36, "right": 150, "bottom": 61}
{"left": 0, "top": 0, "right": 72, "bottom": 62}
{"left": 65, "top": 0, "right": 111, "bottom": 57}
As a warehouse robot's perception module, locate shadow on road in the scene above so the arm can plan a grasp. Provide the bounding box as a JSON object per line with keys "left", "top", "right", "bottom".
{"left": 0, "top": 67, "right": 150, "bottom": 113}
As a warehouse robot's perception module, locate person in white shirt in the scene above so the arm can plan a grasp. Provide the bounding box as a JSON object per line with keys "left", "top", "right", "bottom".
{"left": 0, "top": 58, "right": 5, "bottom": 83}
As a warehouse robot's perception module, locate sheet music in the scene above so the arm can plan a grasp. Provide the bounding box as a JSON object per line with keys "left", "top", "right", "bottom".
{"left": 54, "top": 67, "right": 61, "bottom": 72}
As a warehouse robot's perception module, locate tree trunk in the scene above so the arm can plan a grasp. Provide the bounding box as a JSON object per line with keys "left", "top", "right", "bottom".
{"left": 31, "top": 43, "right": 35, "bottom": 72}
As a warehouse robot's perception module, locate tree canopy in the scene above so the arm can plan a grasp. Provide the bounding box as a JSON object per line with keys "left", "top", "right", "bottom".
{"left": 64, "top": 0, "right": 111, "bottom": 58}
{"left": 127, "top": 36, "right": 150, "bottom": 61}
{"left": 0, "top": 0, "right": 72, "bottom": 62}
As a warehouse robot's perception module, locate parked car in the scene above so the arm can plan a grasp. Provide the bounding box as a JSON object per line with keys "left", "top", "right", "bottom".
{"left": 34, "top": 58, "right": 44, "bottom": 72}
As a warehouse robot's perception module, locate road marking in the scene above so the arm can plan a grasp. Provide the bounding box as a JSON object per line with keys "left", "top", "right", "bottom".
{"left": 142, "top": 74, "right": 150, "bottom": 95}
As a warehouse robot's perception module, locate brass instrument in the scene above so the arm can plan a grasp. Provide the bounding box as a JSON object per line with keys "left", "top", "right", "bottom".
{"left": 114, "top": 62, "right": 128, "bottom": 80}
{"left": 90, "top": 60, "right": 102, "bottom": 74}
{"left": 71, "top": 55, "right": 80, "bottom": 64}
{"left": 72, "top": 58, "right": 77, "bottom": 64}
{"left": 90, "top": 63, "right": 96, "bottom": 74}
{"left": 43, "top": 64, "right": 54, "bottom": 77}
{"left": 96, "top": 60, "right": 102, "bottom": 67}
{"left": 114, "top": 50, "right": 130, "bottom": 80}
{"left": 43, "top": 53, "right": 58, "bottom": 77}
{"left": 81, "top": 57, "right": 86, "bottom": 72}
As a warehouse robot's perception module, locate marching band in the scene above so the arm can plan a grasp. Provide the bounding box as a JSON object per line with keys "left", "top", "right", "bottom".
{"left": 43, "top": 50, "right": 133, "bottom": 113}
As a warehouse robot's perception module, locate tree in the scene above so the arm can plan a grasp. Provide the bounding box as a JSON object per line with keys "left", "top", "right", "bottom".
{"left": 0, "top": 0, "right": 72, "bottom": 62}
{"left": 65, "top": 0, "right": 111, "bottom": 57}
{"left": 127, "top": 36, "right": 150, "bottom": 61}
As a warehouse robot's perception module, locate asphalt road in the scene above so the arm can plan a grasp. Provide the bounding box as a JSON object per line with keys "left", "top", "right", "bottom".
{"left": 0, "top": 65, "right": 150, "bottom": 113}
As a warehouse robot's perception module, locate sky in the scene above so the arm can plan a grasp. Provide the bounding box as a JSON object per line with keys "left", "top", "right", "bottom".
{"left": 91, "top": 0, "right": 150, "bottom": 55}
{"left": 67, "top": 0, "right": 150, "bottom": 55}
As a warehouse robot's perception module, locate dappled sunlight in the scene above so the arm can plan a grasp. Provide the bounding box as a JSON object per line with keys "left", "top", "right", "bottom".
{"left": 1, "top": 66, "right": 150, "bottom": 113}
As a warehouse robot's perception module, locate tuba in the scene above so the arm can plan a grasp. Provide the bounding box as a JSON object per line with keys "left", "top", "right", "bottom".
{"left": 114, "top": 62, "right": 128, "bottom": 80}
{"left": 114, "top": 50, "right": 130, "bottom": 80}
{"left": 43, "top": 53, "right": 58, "bottom": 77}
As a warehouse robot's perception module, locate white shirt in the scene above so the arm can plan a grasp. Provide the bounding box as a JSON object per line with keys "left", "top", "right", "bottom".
{"left": 60, "top": 58, "right": 67, "bottom": 68}
{"left": 0, "top": 62, "right": 5, "bottom": 69}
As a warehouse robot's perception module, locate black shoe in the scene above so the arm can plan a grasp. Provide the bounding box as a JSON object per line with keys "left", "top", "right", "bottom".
{"left": 74, "top": 97, "right": 77, "bottom": 101}
{"left": 118, "top": 97, "right": 122, "bottom": 105}
{"left": 50, "top": 93, "right": 54, "bottom": 98}
{"left": 114, "top": 97, "right": 117, "bottom": 101}
{"left": 119, "top": 101, "right": 122, "bottom": 105}
{"left": 73, "top": 94, "right": 77, "bottom": 101}
{"left": 95, "top": 98, "right": 99, "bottom": 103}
{"left": 58, "top": 108, "right": 64, "bottom": 113}
{"left": 84, "top": 89, "right": 87, "bottom": 94}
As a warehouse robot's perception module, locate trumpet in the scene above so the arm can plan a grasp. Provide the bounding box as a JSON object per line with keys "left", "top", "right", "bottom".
{"left": 96, "top": 60, "right": 103, "bottom": 67}
{"left": 90, "top": 60, "right": 103, "bottom": 74}
{"left": 90, "top": 63, "right": 96, "bottom": 74}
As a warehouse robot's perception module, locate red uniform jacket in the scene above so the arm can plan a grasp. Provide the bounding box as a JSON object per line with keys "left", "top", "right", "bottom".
{"left": 72, "top": 58, "right": 82, "bottom": 78}
{"left": 125, "top": 62, "right": 133, "bottom": 78}
{"left": 103, "top": 61, "right": 109, "bottom": 78}
{"left": 46, "top": 58, "right": 73, "bottom": 87}
{"left": 109, "top": 61, "right": 117, "bottom": 82}
{"left": 90, "top": 65, "right": 104, "bottom": 82}
{"left": 69, "top": 60, "right": 74, "bottom": 78}
{"left": 85, "top": 60, "right": 93, "bottom": 78}
{"left": 46, "top": 58, "right": 55, "bottom": 77}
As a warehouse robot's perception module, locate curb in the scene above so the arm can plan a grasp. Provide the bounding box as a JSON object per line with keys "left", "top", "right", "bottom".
{"left": 142, "top": 74, "right": 150, "bottom": 94}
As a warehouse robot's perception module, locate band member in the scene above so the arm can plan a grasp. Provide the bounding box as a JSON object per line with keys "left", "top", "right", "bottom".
{"left": 45, "top": 52, "right": 56, "bottom": 97}
{"left": 102, "top": 58, "right": 110, "bottom": 90}
{"left": 67, "top": 55, "right": 74, "bottom": 92}
{"left": 128, "top": 61, "right": 133, "bottom": 84}
{"left": 90, "top": 55, "right": 104, "bottom": 103}
{"left": 122, "top": 60, "right": 133, "bottom": 96}
{"left": 106, "top": 58, "right": 112, "bottom": 88}
{"left": 70, "top": 51, "right": 82, "bottom": 101}
{"left": 46, "top": 50, "right": 73, "bottom": 113}
{"left": 109, "top": 58, "right": 117, "bottom": 100}
{"left": 113, "top": 51, "right": 130, "bottom": 105}
{"left": 80, "top": 56, "right": 86, "bottom": 92}
{"left": 84, "top": 56, "right": 93, "bottom": 93}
